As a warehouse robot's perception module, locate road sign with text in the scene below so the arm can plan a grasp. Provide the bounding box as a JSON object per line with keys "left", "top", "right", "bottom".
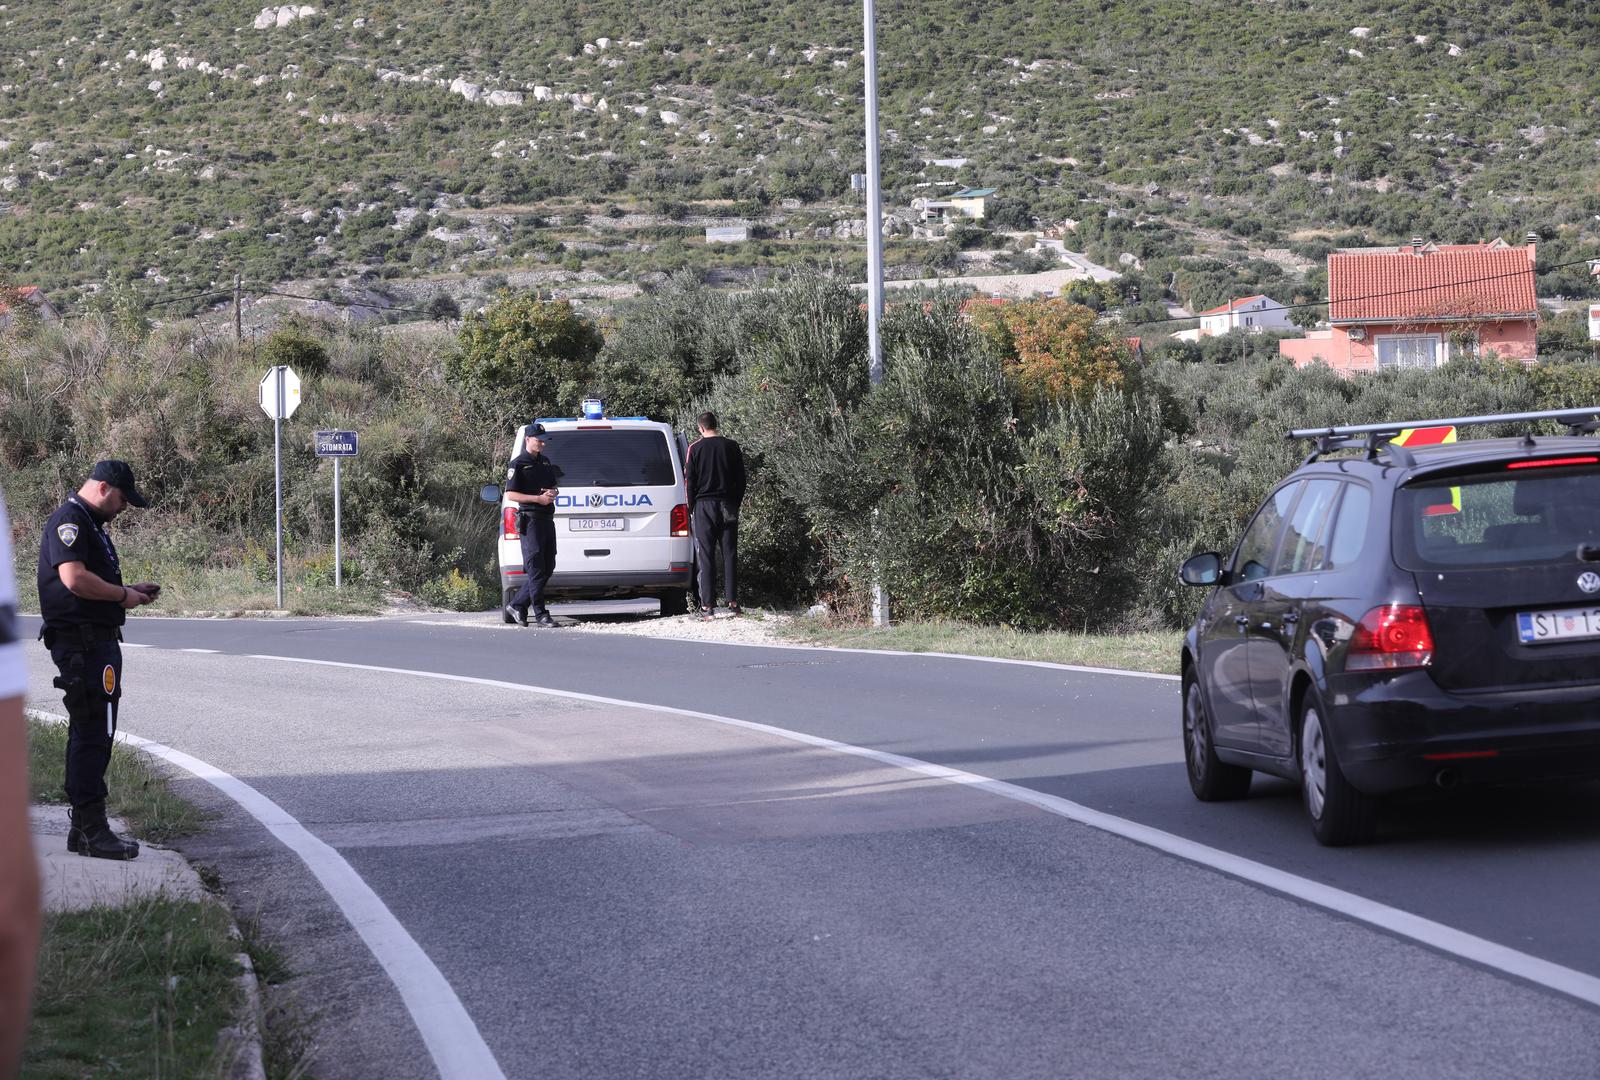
{"left": 314, "top": 430, "right": 359, "bottom": 457}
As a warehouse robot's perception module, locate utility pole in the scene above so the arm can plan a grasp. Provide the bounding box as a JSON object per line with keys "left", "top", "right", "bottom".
{"left": 233, "top": 274, "right": 242, "bottom": 342}
{"left": 863, "top": 0, "right": 889, "bottom": 627}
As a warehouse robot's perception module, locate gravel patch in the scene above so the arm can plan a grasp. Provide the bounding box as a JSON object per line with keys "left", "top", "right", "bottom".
{"left": 560, "top": 608, "right": 796, "bottom": 645}
{"left": 407, "top": 606, "right": 803, "bottom": 647}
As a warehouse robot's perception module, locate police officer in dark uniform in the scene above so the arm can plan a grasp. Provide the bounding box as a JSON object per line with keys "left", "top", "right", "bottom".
{"left": 37, "top": 460, "right": 159, "bottom": 860}
{"left": 503, "top": 424, "right": 563, "bottom": 628}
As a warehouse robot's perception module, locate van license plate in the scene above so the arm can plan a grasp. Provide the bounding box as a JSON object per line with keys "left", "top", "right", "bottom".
{"left": 570, "top": 517, "right": 623, "bottom": 532}
{"left": 1517, "top": 607, "right": 1600, "bottom": 644}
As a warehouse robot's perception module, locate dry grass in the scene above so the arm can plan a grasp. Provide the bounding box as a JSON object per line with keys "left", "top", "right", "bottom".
{"left": 775, "top": 617, "right": 1181, "bottom": 675}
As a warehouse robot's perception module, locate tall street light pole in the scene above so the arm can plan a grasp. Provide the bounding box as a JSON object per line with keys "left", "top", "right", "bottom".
{"left": 862, "top": 0, "right": 890, "bottom": 627}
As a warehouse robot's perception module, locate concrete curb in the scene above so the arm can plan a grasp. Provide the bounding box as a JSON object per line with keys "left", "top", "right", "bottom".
{"left": 219, "top": 938, "right": 268, "bottom": 1080}
{"left": 25, "top": 708, "right": 268, "bottom": 1079}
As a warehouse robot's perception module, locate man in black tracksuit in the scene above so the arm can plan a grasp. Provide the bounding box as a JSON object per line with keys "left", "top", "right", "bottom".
{"left": 37, "top": 460, "right": 159, "bottom": 860}
{"left": 686, "top": 411, "right": 746, "bottom": 620}
{"left": 504, "top": 423, "right": 563, "bottom": 628}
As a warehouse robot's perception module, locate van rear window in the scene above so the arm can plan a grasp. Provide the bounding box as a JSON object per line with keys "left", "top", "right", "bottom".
{"left": 1393, "top": 466, "right": 1600, "bottom": 569}
{"left": 537, "top": 430, "right": 676, "bottom": 487}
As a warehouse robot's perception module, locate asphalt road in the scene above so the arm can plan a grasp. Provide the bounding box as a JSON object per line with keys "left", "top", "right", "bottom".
{"left": 22, "top": 612, "right": 1600, "bottom": 1078}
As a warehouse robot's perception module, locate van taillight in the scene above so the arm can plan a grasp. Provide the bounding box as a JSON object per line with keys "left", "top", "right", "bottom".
{"left": 670, "top": 503, "right": 689, "bottom": 537}
{"left": 502, "top": 506, "right": 520, "bottom": 539}
{"left": 1347, "top": 604, "right": 1434, "bottom": 671}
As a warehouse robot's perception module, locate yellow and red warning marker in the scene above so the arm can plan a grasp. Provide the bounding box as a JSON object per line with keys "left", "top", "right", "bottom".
{"left": 1394, "top": 426, "right": 1461, "bottom": 515}
{"left": 1393, "top": 425, "right": 1457, "bottom": 447}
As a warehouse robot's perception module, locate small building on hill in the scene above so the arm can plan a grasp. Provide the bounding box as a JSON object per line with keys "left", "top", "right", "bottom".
{"left": 1279, "top": 236, "right": 1539, "bottom": 371}
{"left": 918, "top": 187, "right": 997, "bottom": 222}
{"left": 0, "top": 286, "right": 61, "bottom": 329}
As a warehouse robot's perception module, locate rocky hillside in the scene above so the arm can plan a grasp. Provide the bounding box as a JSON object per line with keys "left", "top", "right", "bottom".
{"left": 1, "top": 0, "right": 1597, "bottom": 313}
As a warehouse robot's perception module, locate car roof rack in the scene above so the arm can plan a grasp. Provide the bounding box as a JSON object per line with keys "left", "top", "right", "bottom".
{"left": 1287, "top": 406, "right": 1600, "bottom": 466}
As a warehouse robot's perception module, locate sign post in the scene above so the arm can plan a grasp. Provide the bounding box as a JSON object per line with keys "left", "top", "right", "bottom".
{"left": 314, "top": 430, "right": 359, "bottom": 589}
{"left": 258, "top": 365, "right": 301, "bottom": 608}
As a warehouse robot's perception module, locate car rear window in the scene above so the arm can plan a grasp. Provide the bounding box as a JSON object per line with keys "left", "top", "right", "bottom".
{"left": 1393, "top": 465, "right": 1600, "bottom": 569}
{"left": 537, "top": 430, "right": 676, "bottom": 487}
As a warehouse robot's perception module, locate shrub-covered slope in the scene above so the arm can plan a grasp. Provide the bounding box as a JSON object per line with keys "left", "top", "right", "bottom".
{"left": 1, "top": 1, "right": 1596, "bottom": 306}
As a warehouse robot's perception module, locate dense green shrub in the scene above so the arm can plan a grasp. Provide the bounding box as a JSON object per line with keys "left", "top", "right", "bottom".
{"left": 261, "top": 321, "right": 332, "bottom": 378}
{"left": 447, "top": 293, "right": 603, "bottom": 426}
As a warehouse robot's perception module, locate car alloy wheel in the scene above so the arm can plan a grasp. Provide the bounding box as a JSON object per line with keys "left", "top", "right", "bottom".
{"left": 1300, "top": 705, "right": 1328, "bottom": 820}
{"left": 1185, "top": 681, "right": 1211, "bottom": 781}
{"left": 1297, "top": 695, "right": 1378, "bottom": 846}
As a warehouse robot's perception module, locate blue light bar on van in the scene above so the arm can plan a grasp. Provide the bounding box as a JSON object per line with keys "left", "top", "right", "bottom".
{"left": 582, "top": 398, "right": 604, "bottom": 419}
{"left": 533, "top": 414, "right": 651, "bottom": 424}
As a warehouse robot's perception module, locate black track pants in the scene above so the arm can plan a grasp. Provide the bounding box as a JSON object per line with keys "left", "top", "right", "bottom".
{"left": 693, "top": 500, "right": 739, "bottom": 610}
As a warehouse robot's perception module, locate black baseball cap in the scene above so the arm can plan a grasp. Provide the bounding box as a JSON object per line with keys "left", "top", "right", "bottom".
{"left": 523, "top": 423, "right": 548, "bottom": 440}
{"left": 90, "top": 459, "right": 149, "bottom": 507}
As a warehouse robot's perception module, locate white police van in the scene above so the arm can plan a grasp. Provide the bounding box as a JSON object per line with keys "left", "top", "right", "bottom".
{"left": 483, "top": 400, "right": 693, "bottom": 620}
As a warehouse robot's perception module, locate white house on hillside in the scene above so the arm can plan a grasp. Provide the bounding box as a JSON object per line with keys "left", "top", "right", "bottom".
{"left": 1174, "top": 294, "right": 1292, "bottom": 341}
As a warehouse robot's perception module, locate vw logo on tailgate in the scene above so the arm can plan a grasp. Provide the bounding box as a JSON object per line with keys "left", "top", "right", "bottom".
{"left": 1579, "top": 571, "right": 1600, "bottom": 595}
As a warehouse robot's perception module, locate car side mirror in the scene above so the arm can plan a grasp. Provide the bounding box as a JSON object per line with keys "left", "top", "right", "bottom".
{"left": 479, "top": 484, "right": 503, "bottom": 504}
{"left": 1180, "top": 552, "right": 1223, "bottom": 586}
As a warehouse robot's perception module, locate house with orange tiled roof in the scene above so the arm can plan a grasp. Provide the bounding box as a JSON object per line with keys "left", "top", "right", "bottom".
{"left": 1173, "top": 293, "right": 1292, "bottom": 341}
{"left": 1279, "top": 235, "right": 1538, "bottom": 372}
{"left": 0, "top": 285, "right": 61, "bottom": 329}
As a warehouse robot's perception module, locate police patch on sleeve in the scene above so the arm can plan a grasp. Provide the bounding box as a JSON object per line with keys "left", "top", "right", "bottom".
{"left": 56, "top": 522, "right": 79, "bottom": 547}
{"left": 506, "top": 467, "right": 515, "bottom": 480}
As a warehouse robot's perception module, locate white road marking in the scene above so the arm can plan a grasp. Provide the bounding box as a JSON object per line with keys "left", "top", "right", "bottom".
{"left": 247, "top": 652, "right": 1600, "bottom": 1010}
{"left": 180, "top": 648, "right": 218, "bottom": 654}
{"left": 28, "top": 705, "right": 506, "bottom": 1080}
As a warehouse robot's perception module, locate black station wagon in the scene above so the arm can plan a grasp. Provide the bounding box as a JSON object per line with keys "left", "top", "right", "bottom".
{"left": 1179, "top": 408, "right": 1600, "bottom": 845}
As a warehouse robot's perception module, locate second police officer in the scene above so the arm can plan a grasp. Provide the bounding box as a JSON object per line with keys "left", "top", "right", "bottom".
{"left": 503, "top": 423, "right": 563, "bottom": 628}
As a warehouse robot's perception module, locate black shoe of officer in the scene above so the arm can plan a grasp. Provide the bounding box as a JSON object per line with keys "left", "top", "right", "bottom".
{"left": 66, "top": 805, "right": 83, "bottom": 854}
{"left": 532, "top": 611, "right": 559, "bottom": 628}
{"left": 75, "top": 804, "right": 140, "bottom": 861}
{"left": 506, "top": 605, "right": 529, "bottom": 627}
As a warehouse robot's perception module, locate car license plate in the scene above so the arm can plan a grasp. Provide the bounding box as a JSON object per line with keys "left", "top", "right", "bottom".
{"left": 1517, "top": 607, "right": 1600, "bottom": 644}
{"left": 569, "top": 517, "right": 623, "bottom": 532}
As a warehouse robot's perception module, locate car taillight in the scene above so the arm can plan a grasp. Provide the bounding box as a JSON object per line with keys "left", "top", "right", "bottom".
{"left": 502, "top": 506, "right": 520, "bottom": 539}
{"left": 670, "top": 503, "right": 689, "bottom": 537}
{"left": 1347, "top": 604, "right": 1434, "bottom": 671}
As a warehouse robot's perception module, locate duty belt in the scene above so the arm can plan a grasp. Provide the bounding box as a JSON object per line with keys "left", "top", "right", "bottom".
{"left": 39, "top": 622, "right": 123, "bottom": 649}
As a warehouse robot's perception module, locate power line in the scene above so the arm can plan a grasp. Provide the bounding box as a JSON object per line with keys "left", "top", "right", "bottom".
{"left": 58, "top": 286, "right": 234, "bottom": 320}
{"left": 245, "top": 285, "right": 437, "bottom": 317}
{"left": 24, "top": 254, "right": 1600, "bottom": 330}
